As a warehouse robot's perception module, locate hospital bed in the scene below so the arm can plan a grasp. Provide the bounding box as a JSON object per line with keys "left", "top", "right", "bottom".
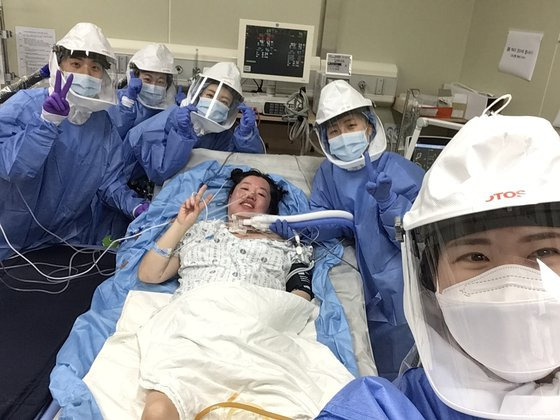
{"left": 45, "top": 149, "right": 376, "bottom": 418}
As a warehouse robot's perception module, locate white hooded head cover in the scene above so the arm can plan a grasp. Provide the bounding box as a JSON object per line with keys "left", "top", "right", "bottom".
{"left": 184, "top": 62, "right": 244, "bottom": 135}
{"left": 314, "top": 80, "right": 387, "bottom": 171}
{"left": 48, "top": 22, "right": 117, "bottom": 125}
{"left": 128, "top": 43, "right": 177, "bottom": 110}
{"left": 402, "top": 114, "right": 560, "bottom": 419}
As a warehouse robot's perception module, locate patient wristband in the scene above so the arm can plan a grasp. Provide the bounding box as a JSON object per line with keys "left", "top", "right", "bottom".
{"left": 152, "top": 243, "right": 173, "bottom": 258}
{"left": 286, "top": 262, "right": 313, "bottom": 299}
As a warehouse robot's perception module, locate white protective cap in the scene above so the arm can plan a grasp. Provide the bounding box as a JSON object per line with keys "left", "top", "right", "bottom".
{"left": 314, "top": 80, "right": 387, "bottom": 170}
{"left": 56, "top": 22, "right": 115, "bottom": 60}
{"left": 48, "top": 22, "right": 117, "bottom": 123}
{"left": 403, "top": 114, "right": 560, "bottom": 231}
{"left": 185, "top": 61, "right": 244, "bottom": 135}
{"left": 129, "top": 43, "right": 177, "bottom": 75}
{"left": 128, "top": 43, "right": 177, "bottom": 110}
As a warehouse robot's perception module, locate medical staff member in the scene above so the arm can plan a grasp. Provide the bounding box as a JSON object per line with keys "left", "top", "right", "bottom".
{"left": 123, "top": 62, "right": 265, "bottom": 186}
{"left": 107, "top": 43, "right": 177, "bottom": 139}
{"left": 319, "top": 114, "right": 560, "bottom": 419}
{"left": 0, "top": 22, "right": 145, "bottom": 260}
{"left": 308, "top": 80, "right": 424, "bottom": 380}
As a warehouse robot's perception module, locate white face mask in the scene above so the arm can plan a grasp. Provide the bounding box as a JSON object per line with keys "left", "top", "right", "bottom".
{"left": 69, "top": 72, "right": 102, "bottom": 98}
{"left": 328, "top": 130, "right": 369, "bottom": 162}
{"left": 138, "top": 83, "right": 167, "bottom": 107}
{"left": 196, "top": 96, "right": 229, "bottom": 124}
{"left": 437, "top": 264, "right": 560, "bottom": 383}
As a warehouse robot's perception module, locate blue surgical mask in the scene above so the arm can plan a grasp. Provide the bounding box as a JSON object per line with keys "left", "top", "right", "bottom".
{"left": 69, "top": 72, "right": 102, "bottom": 98}
{"left": 138, "top": 83, "right": 167, "bottom": 107}
{"left": 328, "top": 130, "right": 369, "bottom": 161}
{"left": 196, "top": 96, "right": 229, "bottom": 124}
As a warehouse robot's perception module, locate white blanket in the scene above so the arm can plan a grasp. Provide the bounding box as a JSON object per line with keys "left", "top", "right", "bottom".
{"left": 84, "top": 283, "right": 354, "bottom": 419}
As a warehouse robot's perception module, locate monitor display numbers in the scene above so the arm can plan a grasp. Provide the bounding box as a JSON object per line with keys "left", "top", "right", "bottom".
{"left": 243, "top": 25, "right": 307, "bottom": 78}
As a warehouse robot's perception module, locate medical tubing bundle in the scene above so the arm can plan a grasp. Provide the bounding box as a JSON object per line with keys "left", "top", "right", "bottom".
{"left": 0, "top": 193, "right": 240, "bottom": 284}
{"left": 241, "top": 210, "right": 354, "bottom": 232}
{"left": 0, "top": 68, "right": 47, "bottom": 104}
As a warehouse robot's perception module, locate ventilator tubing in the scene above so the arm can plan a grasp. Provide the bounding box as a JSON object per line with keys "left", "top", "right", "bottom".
{"left": 241, "top": 210, "right": 354, "bottom": 231}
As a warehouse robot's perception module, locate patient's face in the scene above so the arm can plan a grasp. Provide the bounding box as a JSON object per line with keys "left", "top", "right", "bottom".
{"left": 436, "top": 225, "right": 560, "bottom": 290}
{"left": 228, "top": 175, "right": 271, "bottom": 217}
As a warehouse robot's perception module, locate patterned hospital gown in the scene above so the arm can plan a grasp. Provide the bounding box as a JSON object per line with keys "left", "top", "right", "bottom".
{"left": 175, "top": 220, "right": 306, "bottom": 294}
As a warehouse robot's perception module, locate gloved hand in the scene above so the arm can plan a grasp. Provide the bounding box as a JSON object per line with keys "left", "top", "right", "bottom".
{"left": 238, "top": 103, "right": 257, "bottom": 137}
{"left": 176, "top": 103, "right": 198, "bottom": 139}
{"left": 125, "top": 71, "right": 142, "bottom": 101}
{"left": 42, "top": 70, "right": 73, "bottom": 124}
{"left": 364, "top": 153, "right": 396, "bottom": 204}
{"left": 133, "top": 201, "right": 150, "bottom": 218}
{"left": 39, "top": 63, "right": 50, "bottom": 78}
{"left": 175, "top": 85, "right": 187, "bottom": 105}
{"left": 270, "top": 219, "right": 294, "bottom": 240}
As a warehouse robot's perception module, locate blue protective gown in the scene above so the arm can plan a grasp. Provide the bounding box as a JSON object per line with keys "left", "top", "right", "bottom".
{"left": 0, "top": 88, "right": 143, "bottom": 261}
{"left": 106, "top": 89, "right": 161, "bottom": 139}
{"left": 395, "top": 368, "right": 482, "bottom": 420}
{"left": 317, "top": 375, "right": 425, "bottom": 419}
{"left": 123, "top": 104, "right": 265, "bottom": 185}
{"left": 310, "top": 152, "right": 425, "bottom": 380}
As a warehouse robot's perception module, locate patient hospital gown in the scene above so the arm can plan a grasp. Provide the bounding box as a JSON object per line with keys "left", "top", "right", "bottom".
{"left": 132, "top": 220, "right": 352, "bottom": 418}
{"left": 174, "top": 220, "right": 301, "bottom": 293}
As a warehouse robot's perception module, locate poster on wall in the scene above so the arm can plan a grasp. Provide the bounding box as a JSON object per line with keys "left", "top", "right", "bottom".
{"left": 15, "top": 26, "right": 55, "bottom": 77}
{"left": 498, "top": 29, "right": 543, "bottom": 81}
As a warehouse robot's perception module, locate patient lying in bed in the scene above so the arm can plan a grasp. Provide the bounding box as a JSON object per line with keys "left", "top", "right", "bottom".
{"left": 84, "top": 168, "right": 354, "bottom": 420}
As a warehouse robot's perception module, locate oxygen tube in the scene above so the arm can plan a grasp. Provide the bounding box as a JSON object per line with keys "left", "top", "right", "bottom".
{"left": 230, "top": 210, "right": 354, "bottom": 232}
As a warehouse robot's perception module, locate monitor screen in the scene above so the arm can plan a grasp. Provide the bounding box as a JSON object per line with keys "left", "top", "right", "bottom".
{"left": 238, "top": 19, "right": 314, "bottom": 84}
{"left": 410, "top": 136, "right": 450, "bottom": 171}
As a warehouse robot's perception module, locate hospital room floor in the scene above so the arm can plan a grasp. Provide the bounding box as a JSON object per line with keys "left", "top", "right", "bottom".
{"left": 0, "top": 245, "right": 115, "bottom": 419}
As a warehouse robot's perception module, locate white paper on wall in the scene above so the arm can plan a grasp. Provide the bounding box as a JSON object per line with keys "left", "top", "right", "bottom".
{"left": 498, "top": 29, "right": 543, "bottom": 81}
{"left": 15, "top": 26, "right": 55, "bottom": 77}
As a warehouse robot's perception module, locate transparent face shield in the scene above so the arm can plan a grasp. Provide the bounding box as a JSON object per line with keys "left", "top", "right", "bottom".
{"left": 402, "top": 204, "right": 560, "bottom": 419}
{"left": 186, "top": 76, "right": 242, "bottom": 135}
{"left": 49, "top": 50, "right": 117, "bottom": 113}
{"left": 314, "top": 109, "right": 387, "bottom": 171}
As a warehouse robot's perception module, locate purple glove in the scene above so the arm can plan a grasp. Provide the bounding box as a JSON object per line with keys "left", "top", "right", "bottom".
{"left": 43, "top": 70, "right": 73, "bottom": 116}
{"left": 176, "top": 104, "right": 198, "bottom": 138}
{"left": 238, "top": 103, "right": 257, "bottom": 137}
{"left": 364, "top": 153, "right": 396, "bottom": 204}
{"left": 133, "top": 202, "right": 150, "bottom": 218}
{"left": 270, "top": 219, "right": 294, "bottom": 239}
{"left": 175, "top": 85, "right": 187, "bottom": 105}
{"left": 39, "top": 63, "right": 50, "bottom": 78}
{"left": 125, "top": 71, "right": 142, "bottom": 101}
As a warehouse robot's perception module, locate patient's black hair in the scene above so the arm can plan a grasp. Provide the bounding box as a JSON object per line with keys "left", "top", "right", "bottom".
{"left": 228, "top": 168, "right": 286, "bottom": 215}
{"left": 54, "top": 45, "right": 111, "bottom": 70}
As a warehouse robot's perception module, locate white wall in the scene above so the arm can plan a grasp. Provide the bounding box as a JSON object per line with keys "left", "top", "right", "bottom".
{"left": 461, "top": 0, "right": 560, "bottom": 119}
{"left": 3, "top": 0, "right": 558, "bottom": 121}
{"left": 2, "top": 0, "right": 323, "bottom": 76}
{"left": 334, "top": 0, "right": 475, "bottom": 95}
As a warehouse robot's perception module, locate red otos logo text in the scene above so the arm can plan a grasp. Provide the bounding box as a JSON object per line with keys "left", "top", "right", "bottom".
{"left": 485, "top": 190, "right": 525, "bottom": 202}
